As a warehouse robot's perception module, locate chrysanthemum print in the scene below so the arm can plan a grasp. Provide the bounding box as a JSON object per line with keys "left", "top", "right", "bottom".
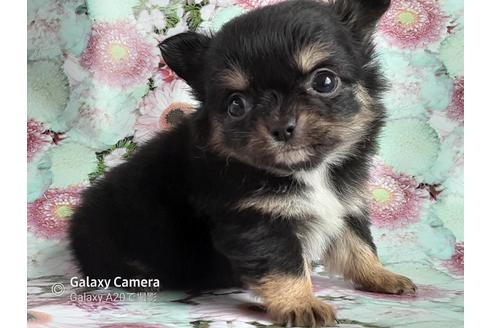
{"left": 28, "top": 186, "right": 83, "bottom": 240}
{"left": 368, "top": 163, "right": 427, "bottom": 229}
{"left": 444, "top": 242, "right": 464, "bottom": 276}
{"left": 81, "top": 21, "right": 159, "bottom": 90}
{"left": 27, "top": 119, "right": 52, "bottom": 162}
{"left": 378, "top": 0, "right": 447, "bottom": 50}
{"left": 447, "top": 77, "right": 464, "bottom": 122}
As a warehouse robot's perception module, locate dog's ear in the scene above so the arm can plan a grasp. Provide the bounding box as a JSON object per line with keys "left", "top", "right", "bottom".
{"left": 159, "top": 32, "right": 211, "bottom": 97}
{"left": 333, "top": 0, "right": 390, "bottom": 35}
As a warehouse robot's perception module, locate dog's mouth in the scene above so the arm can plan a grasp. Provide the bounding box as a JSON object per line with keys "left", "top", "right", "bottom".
{"left": 273, "top": 144, "right": 316, "bottom": 166}
{"left": 231, "top": 141, "right": 331, "bottom": 175}
{"left": 263, "top": 139, "right": 336, "bottom": 173}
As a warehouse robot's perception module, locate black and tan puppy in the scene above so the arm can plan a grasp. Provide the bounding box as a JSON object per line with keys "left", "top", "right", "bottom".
{"left": 69, "top": 0, "right": 416, "bottom": 326}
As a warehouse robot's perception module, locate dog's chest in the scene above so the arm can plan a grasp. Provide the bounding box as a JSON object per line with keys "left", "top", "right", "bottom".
{"left": 294, "top": 168, "right": 347, "bottom": 261}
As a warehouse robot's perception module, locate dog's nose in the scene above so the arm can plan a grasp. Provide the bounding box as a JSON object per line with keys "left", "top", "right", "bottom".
{"left": 271, "top": 120, "right": 296, "bottom": 142}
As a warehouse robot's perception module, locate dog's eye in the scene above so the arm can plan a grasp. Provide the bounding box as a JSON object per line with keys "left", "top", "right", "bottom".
{"left": 311, "top": 69, "right": 338, "bottom": 94}
{"left": 227, "top": 93, "right": 248, "bottom": 118}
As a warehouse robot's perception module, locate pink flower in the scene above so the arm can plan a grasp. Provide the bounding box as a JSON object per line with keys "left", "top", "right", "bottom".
{"left": 27, "top": 119, "right": 52, "bottom": 162}
{"left": 378, "top": 0, "right": 447, "bottom": 50}
{"left": 134, "top": 80, "right": 198, "bottom": 144}
{"left": 368, "top": 163, "right": 426, "bottom": 229}
{"left": 81, "top": 21, "right": 159, "bottom": 89}
{"left": 444, "top": 242, "right": 464, "bottom": 276}
{"left": 447, "top": 77, "right": 464, "bottom": 122}
{"left": 150, "top": 59, "right": 177, "bottom": 89}
{"left": 28, "top": 187, "right": 83, "bottom": 240}
{"left": 234, "top": 0, "right": 283, "bottom": 9}
{"left": 158, "top": 60, "right": 177, "bottom": 84}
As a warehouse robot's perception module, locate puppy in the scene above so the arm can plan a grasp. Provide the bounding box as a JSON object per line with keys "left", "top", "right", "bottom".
{"left": 69, "top": 0, "right": 416, "bottom": 326}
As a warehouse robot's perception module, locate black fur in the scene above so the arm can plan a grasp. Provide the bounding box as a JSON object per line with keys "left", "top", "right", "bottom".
{"left": 70, "top": 0, "right": 389, "bottom": 293}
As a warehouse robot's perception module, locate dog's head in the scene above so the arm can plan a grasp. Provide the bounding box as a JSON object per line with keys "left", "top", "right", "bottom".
{"left": 159, "top": 0, "right": 389, "bottom": 174}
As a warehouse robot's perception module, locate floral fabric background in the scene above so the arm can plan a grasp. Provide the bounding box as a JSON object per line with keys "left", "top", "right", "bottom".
{"left": 27, "top": 0, "right": 464, "bottom": 327}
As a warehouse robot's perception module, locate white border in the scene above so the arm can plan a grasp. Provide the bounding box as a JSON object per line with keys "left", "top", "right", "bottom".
{"left": 465, "top": 1, "right": 492, "bottom": 327}
{"left": 0, "top": 0, "right": 27, "bottom": 326}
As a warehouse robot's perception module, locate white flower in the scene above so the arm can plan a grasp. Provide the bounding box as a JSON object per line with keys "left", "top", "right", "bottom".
{"left": 137, "top": 8, "right": 167, "bottom": 32}
{"left": 164, "top": 18, "right": 189, "bottom": 38}
{"left": 104, "top": 148, "right": 128, "bottom": 169}
{"left": 200, "top": 4, "right": 217, "bottom": 21}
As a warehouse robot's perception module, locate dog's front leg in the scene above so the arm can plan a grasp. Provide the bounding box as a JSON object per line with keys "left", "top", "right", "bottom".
{"left": 324, "top": 221, "right": 417, "bottom": 295}
{"left": 211, "top": 214, "right": 336, "bottom": 327}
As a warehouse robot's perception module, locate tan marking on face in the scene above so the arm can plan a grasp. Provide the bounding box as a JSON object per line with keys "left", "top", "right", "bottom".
{"left": 207, "top": 83, "right": 378, "bottom": 174}
{"left": 297, "top": 110, "right": 332, "bottom": 136}
{"left": 296, "top": 84, "right": 379, "bottom": 166}
{"left": 323, "top": 229, "right": 417, "bottom": 295}
{"left": 295, "top": 43, "right": 331, "bottom": 73}
{"left": 207, "top": 118, "right": 289, "bottom": 175}
{"left": 247, "top": 120, "right": 275, "bottom": 154}
{"left": 208, "top": 118, "right": 249, "bottom": 165}
{"left": 208, "top": 119, "right": 228, "bottom": 155}
{"left": 333, "top": 84, "right": 378, "bottom": 139}
{"left": 250, "top": 261, "right": 336, "bottom": 326}
{"left": 354, "top": 83, "right": 374, "bottom": 110}
{"left": 218, "top": 64, "right": 249, "bottom": 90}
{"left": 344, "top": 83, "right": 379, "bottom": 140}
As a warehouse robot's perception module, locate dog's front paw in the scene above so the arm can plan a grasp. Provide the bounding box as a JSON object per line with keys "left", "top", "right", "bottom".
{"left": 385, "top": 274, "right": 417, "bottom": 295}
{"left": 356, "top": 270, "right": 417, "bottom": 296}
{"left": 268, "top": 297, "right": 336, "bottom": 327}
